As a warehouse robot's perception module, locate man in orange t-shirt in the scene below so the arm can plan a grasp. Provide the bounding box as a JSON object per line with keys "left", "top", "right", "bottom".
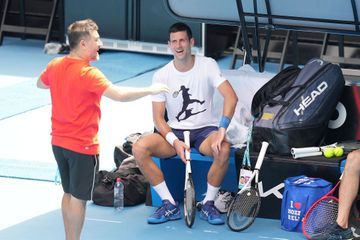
{"left": 37, "top": 19, "right": 168, "bottom": 240}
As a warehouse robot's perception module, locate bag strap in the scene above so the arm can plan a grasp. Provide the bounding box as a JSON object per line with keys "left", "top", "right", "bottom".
{"left": 267, "top": 99, "right": 289, "bottom": 107}
{"left": 251, "top": 66, "right": 301, "bottom": 117}
{"left": 242, "top": 116, "right": 255, "bottom": 169}
{"left": 101, "top": 168, "right": 142, "bottom": 183}
{"left": 119, "top": 167, "right": 142, "bottom": 176}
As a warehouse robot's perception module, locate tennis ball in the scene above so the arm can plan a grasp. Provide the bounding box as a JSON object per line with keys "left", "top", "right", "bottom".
{"left": 323, "top": 148, "right": 334, "bottom": 158}
{"left": 334, "top": 147, "right": 344, "bottom": 157}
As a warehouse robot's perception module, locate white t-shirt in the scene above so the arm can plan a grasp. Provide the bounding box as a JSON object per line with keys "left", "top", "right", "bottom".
{"left": 152, "top": 55, "right": 226, "bottom": 129}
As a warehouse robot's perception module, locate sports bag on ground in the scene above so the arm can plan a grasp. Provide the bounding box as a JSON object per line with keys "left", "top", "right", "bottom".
{"left": 92, "top": 157, "right": 149, "bottom": 207}
{"left": 251, "top": 58, "right": 345, "bottom": 155}
{"left": 281, "top": 175, "right": 332, "bottom": 232}
{"left": 114, "top": 132, "right": 142, "bottom": 168}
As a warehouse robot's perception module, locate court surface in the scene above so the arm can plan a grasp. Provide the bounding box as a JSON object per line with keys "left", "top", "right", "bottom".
{"left": 0, "top": 37, "right": 304, "bottom": 240}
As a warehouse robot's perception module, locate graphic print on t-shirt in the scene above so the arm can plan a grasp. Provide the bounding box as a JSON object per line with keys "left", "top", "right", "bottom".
{"left": 174, "top": 85, "right": 206, "bottom": 122}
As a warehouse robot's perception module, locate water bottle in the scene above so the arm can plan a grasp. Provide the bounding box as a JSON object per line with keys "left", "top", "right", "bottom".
{"left": 114, "top": 177, "right": 124, "bottom": 211}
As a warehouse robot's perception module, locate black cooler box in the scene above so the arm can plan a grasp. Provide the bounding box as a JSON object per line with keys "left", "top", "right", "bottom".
{"left": 235, "top": 149, "right": 343, "bottom": 219}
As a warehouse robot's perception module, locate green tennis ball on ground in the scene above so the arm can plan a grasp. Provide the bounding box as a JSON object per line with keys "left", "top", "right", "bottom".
{"left": 334, "top": 147, "right": 344, "bottom": 157}
{"left": 323, "top": 148, "right": 334, "bottom": 158}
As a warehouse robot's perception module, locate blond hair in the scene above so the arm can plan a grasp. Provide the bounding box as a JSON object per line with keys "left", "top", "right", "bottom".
{"left": 67, "top": 19, "right": 98, "bottom": 50}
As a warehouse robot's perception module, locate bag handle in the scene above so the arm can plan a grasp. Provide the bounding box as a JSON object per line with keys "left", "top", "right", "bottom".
{"left": 289, "top": 176, "right": 329, "bottom": 187}
{"left": 102, "top": 168, "right": 142, "bottom": 183}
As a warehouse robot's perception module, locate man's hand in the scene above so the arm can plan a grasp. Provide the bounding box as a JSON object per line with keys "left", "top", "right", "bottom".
{"left": 149, "top": 83, "right": 169, "bottom": 95}
{"left": 211, "top": 128, "right": 226, "bottom": 155}
{"left": 173, "top": 139, "right": 190, "bottom": 164}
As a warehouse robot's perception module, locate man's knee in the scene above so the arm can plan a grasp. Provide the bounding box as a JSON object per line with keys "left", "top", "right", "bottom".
{"left": 132, "top": 139, "right": 150, "bottom": 163}
{"left": 345, "top": 150, "right": 360, "bottom": 173}
{"left": 213, "top": 142, "right": 231, "bottom": 165}
{"left": 221, "top": 141, "right": 231, "bottom": 156}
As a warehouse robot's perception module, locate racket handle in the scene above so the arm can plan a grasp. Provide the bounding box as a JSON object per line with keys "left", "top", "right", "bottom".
{"left": 254, "top": 141, "right": 269, "bottom": 170}
{"left": 184, "top": 131, "right": 190, "bottom": 160}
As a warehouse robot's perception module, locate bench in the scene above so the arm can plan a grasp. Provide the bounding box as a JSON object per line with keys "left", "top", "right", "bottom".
{"left": 150, "top": 147, "right": 238, "bottom": 207}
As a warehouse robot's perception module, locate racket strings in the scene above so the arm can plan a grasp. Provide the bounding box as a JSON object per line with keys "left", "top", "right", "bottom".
{"left": 235, "top": 189, "right": 260, "bottom": 214}
{"left": 228, "top": 188, "right": 261, "bottom": 231}
{"left": 303, "top": 197, "right": 339, "bottom": 236}
{"left": 184, "top": 179, "right": 196, "bottom": 223}
{"left": 185, "top": 186, "right": 195, "bottom": 210}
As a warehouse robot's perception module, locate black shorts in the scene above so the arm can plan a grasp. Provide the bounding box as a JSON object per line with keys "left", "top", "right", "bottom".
{"left": 52, "top": 145, "right": 99, "bottom": 201}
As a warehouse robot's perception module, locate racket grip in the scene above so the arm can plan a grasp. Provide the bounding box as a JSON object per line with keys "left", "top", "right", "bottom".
{"left": 184, "top": 131, "right": 190, "bottom": 160}
{"left": 254, "top": 141, "right": 269, "bottom": 169}
{"left": 291, "top": 147, "right": 321, "bottom": 155}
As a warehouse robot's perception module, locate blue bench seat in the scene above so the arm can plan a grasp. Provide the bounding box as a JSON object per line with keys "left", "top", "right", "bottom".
{"left": 150, "top": 148, "right": 238, "bottom": 207}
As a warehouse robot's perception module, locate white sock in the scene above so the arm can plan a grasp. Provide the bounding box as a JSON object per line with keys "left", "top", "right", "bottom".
{"left": 202, "top": 183, "right": 220, "bottom": 204}
{"left": 153, "top": 181, "right": 176, "bottom": 205}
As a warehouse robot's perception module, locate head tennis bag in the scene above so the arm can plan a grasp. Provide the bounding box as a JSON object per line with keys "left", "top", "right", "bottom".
{"left": 280, "top": 175, "right": 332, "bottom": 232}
{"left": 251, "top": 58, "right": 345, "bottom": 155}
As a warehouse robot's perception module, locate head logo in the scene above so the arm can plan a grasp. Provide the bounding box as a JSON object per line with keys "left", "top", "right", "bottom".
{"left": 293, "top": 81, "right": 328, "bottom": 116}
{"left": 309, "top": 59, "right": 324, "bottom": 66}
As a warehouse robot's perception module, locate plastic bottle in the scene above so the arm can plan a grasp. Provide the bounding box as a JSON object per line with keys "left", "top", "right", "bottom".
{"left": 114, "top": 177, "right": 124, "bottom": 211}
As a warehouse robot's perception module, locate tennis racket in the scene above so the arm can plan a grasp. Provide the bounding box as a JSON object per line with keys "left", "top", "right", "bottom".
{"left": 183, "top": 131, "right": 196, "bottom": 228}
{"left": 338, "top": 140, "right": 360, "bottom": 154}
{"left": 302, "top": 175, "right": 342, "bottom": 240}
{"left": 226, "top": 141, "right": 269, "bottom": 232}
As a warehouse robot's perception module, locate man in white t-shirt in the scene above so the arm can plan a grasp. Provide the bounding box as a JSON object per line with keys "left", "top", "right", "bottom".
{"left": 133, "top": 22, "right": 238, "bottom": 225}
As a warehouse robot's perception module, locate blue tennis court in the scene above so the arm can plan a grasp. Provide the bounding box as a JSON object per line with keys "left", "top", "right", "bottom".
{"left": 0, "top": 37, "right": 304, "bottom": 240}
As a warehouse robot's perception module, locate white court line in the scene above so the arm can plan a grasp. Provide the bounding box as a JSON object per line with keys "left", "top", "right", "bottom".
{"left": 259, "top": 236, "right": 291, "bottom": 240}
{"left": 203, "top": 230, "right": 219, "bottom": 234}
{"left": 0, "top": 75, "right": 35, "bottom": 88}
{"left": 86, "top": 217, "right": 123, "bottom": 224}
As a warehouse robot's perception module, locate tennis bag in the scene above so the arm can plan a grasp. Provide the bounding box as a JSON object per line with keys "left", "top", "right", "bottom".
{"left": 251, "top": 58, "right": 345, "bottom": 155}
{"left": 93, "top": 150, "right": 149, "bottom": 207}
{"left": 92, "top": 168, "right": 149, "bottom": 207}
{"left": 281, "top": 175, "right": 332, "bottom": 232}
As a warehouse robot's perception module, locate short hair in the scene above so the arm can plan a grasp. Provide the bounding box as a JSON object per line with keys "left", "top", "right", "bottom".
{"left": 168, "top": 22, "right": 192, "bottom": 40}
{"left": 67, "top": 19, "right": 98, "bottom": 50}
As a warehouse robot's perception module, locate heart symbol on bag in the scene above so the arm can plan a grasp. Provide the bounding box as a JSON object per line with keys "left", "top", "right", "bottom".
{"left": 294, "top": 202, "right": 302, "bottom": 209}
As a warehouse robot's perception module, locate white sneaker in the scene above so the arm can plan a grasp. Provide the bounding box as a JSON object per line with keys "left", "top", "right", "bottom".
{"left": 214, "top": 190, "right": 234, "bottom": 213}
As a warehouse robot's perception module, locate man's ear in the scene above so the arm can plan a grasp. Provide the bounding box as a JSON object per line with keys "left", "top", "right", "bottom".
{"left": 79, "top": 39, "right": 87, "bottom": 49}
{"left": 190, "top": 38, "right": 195, "bottom": 47}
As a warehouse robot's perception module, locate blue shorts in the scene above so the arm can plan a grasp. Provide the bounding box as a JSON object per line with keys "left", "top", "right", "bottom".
{"left": 172, "top": 126, "right": 218, "bottom": 152}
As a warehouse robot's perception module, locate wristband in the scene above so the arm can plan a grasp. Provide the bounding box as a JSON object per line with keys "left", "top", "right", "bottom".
{"left": 219, "top": 116, "right": 231, "bottom": 129}
{"left": 165, "top": 132, "right": 178, "bottom": 146}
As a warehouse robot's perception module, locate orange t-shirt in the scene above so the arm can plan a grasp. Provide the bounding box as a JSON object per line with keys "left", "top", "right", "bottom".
{"left": 40, "top": 56, "right": 111, "bottom": 155}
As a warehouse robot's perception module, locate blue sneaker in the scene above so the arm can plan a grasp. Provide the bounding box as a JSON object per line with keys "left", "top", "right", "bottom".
{"left": 147, "top": 200, "right": 181, "bottom": 224}
{"left": 310, "top": 223, "right": 353, "bottom": 240}
{"left": 200, "top": 200, "right": 224, "bottom": 225}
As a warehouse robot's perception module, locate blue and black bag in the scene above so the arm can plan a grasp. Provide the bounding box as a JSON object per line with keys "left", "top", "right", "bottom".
{"left": 251, "top": 58, "right": 345, "bottom": 155}
{"left": 280, "top": 175, "right": 332, "bottom": 232}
